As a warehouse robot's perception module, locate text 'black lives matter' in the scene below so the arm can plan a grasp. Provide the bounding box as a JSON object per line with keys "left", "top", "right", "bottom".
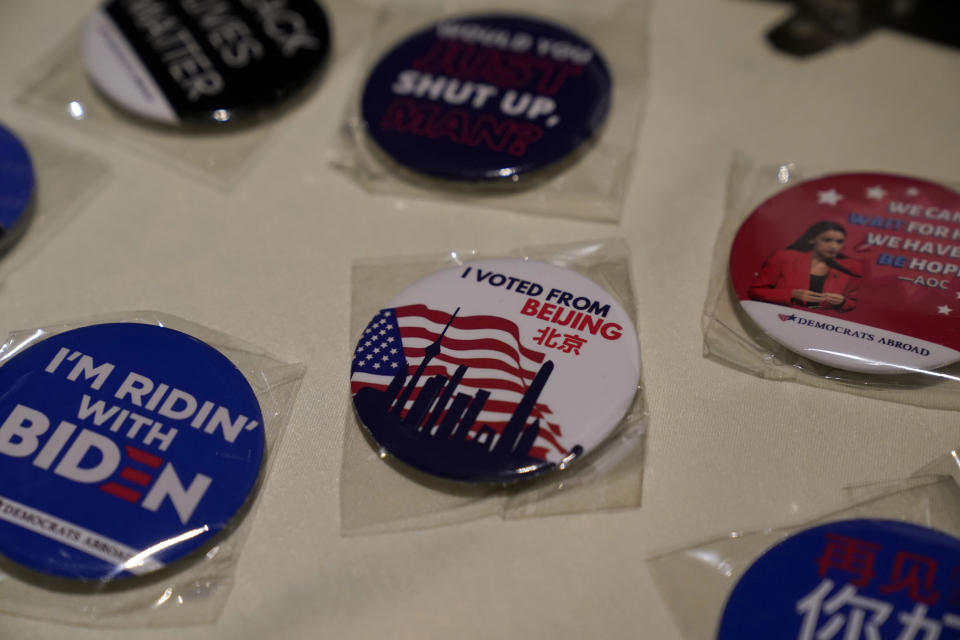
{"left": 84, "top": 0, "right": 330, "bottom": 126}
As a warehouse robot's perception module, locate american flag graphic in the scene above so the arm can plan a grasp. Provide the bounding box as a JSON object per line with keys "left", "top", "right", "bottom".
{"left": 351, "top": 303, "right": 568, "bottom": 460}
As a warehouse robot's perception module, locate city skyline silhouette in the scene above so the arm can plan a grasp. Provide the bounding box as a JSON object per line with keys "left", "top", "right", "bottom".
{"left": 352, "top": 307, "right": 582, "bottom": 482}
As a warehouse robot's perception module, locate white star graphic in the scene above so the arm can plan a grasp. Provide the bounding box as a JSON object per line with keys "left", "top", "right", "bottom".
{"left": 390, "top": 348, "right": 397, "bottom": 354}
{"left": 373, "top": 363, "right": 380, "bottom": 369}
{"left": 357, "top": 345, "right": 364, "bottom": 352}
{"left": 387, "top": 337, "right": 394, "bottom": 343}
{"left": 380, "top": 342, "right": 388, "bottom": 349}
{"left": 366, "top": 354, "right": 373, "bottom": 360}
{"left": 865, "top": 185, "right": 886, "bottom": 200}
{"left": 938, "top": 305, "right": 952, "bottom": 315}
{"left": 364, "top": 340, "right": 372, "bottom": 347}
{"left": 390, "top": 362, "right": 399, "bottom": 368}
{"left": 379, "top": 330, "right": 386, "bottom": 335}
{"left": 383, "top": 311, "right": 391, "bottom": 316}
{"left": 818, "top": 189, "right": 843, "bottom": 206}
{"left": 906, "top": 187, "right": 920, "bottom": 197}
{"left": 381, "top": 355, "right": 389, "bottom": 361}
{"left": 373, "top": 347, "right": 380, "bottom": 354}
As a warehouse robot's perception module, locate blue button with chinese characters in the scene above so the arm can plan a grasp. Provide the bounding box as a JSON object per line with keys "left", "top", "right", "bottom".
{"left": 719, "top": 519, "right": 960, "bottom": 638}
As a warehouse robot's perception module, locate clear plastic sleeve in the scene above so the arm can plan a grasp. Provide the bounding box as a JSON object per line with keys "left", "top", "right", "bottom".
{"left": 702, "top": 152, "right": 960, "bottom": 410}
{"left": 0, "top": 311, "right": 305, "bottom": 627}
{"left": 341, "top": 238, "right": 648, "bottom": 534}
{"left": 842, "top": 446, "right": 960, "bottom": 505}
{"left": 648, "top": 476, "right": 960, "bottom": 640}
{"left": 13, "top": 1, "right": 375, "bottom": 190}
{"left": 332, "top": 0, "right": 651, "bottom": 222}
{"left": 0, "top": 124, "right": 111, "bottom": 282}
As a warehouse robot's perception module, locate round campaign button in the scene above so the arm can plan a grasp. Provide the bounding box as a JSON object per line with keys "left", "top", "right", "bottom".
{"left": 719, "top": 519, "right": 960, "bottom": 639}
{"left": 0, "top": 323, "right": 264, "bottom": 580}
{"left": 360, "top": 14, "right": 612, "bottom": 182}
{"left": 83, "top": 0, "right": 330, "bottom": 126}
{"left": 0, "top": 124, "right": 35, "bottom": 255}
{"left": 350, "top": 259, "right": 640, "bottom": 483}
{"left": 730, "top": 173, "right": 960, "bottom": 374}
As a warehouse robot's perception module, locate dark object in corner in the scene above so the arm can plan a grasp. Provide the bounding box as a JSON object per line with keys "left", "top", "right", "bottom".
{"left": 764, "top": 0, "right": 960, "bottom": 56}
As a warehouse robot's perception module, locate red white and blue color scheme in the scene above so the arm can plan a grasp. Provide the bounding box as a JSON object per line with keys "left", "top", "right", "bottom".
{"left": 730, "top": 173, "right": 960, "bottom": 373}
{"left": 719, "top": 519, "right": 960, "bottom": 638}
{"left": 350, "top": 259, "right": 640, "bottom": 482}
{"left": 0, "top": 323, "right": 264, "bottom": 580}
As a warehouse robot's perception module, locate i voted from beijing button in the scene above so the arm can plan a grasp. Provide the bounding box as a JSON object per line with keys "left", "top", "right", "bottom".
{"left": 350, "top": 259, "right": 640, "bottom": 483}
{"left": 729, "top": 173, "right": 960, "bottom": 374}
{"left": 0, "top": 124, "right": 35, "bottom": 255}
{"left": 0, "top": 323, "right": 264, "bottom": 581}
{"left": 83, "top": 0, "right": 330, "bottom": 126}
{"left": 360, "top": 14, "right": 612, "bottom": 182}
{"left": 718, "top": 519, "right": 960, "bottom": 639}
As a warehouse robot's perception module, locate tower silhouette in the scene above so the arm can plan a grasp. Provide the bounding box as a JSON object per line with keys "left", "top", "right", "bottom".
{"left": 389, "top": 308, "right": 457, "bottom": 418}
{"left": 352, "top": 308, "right": 581, "bottom": 482}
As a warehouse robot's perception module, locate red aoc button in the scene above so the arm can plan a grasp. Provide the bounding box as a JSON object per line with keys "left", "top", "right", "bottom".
{"left": 730, "top": 173, "right": 960, "bottom": 374}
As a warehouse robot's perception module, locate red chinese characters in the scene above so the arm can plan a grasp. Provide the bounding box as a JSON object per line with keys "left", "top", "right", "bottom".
{"left": 532, "top": 327, "right": 587, "bottom": 355}
{"left": 817, "top": 533, "right": 947, "bottom": 605}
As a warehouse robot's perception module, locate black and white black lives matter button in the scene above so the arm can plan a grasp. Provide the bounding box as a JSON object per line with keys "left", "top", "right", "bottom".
{"left": 83, "top": 0, "right": 330, "bottom": 126}
{"left": 0, "top": 323, "right": 264, "bottom": 580}
{"left": 0, "top": 124, "right": 35, "bottom": 255}
{"left": 350, "top": 259, "right": 640, "bottom": 483}
{"left": 360, "top": 14, "right": 612, "bottom": 182}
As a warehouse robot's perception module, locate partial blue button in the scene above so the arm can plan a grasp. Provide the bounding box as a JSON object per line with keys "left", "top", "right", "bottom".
{"left": 720, "top": 519, "right": 960, "bottom": 638}
{"left": 0, "top": 123, "right": 35, "bottom": 254}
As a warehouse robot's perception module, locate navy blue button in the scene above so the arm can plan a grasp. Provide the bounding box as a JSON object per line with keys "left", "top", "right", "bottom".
{"left": 361, "top": 14, "right": 612, "bottom": 181}
{"left": 83, "top": 0, "right": 330, "bottom": 126}
{"left": 0, "top": 124, "right": 35, "bottom": 255}
{"left": 0, "top": 324, "right": 264, "bottom": 581}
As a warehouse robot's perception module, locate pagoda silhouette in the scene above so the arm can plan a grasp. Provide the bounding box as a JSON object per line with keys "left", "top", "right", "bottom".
{"left": 353, "top": 309, "right": 582, "bottom": 482}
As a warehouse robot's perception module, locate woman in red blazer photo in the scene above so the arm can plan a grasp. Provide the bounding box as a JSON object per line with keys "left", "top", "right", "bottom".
{"left": 748, "top": 221, "right": 863, "bottom": 312}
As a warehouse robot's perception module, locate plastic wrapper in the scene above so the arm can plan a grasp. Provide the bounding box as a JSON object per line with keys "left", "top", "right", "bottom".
{"left": 649, "top": 476, "right": 960, "bottom": 640}
{"left": 0, "top": 124, "right": 110, "bottom": 282}
{"left": 14, "top": 1, "right": 375, "bottom": 190}
{"left": 842, "top": 446, "right": 960, "bottom": 506}
{"left": 341, "top": 238, "right": 648, "bottom": 534}
{"left": 703, "top": 152, "right": 960, "bottom": 410}
{"left": 333, "top": 0, "right": 650, "bottom": 222}
{"left": 0, "top": 311, "right": 305, "bottom": 627}
{"left": 917, "top": 450, "right": 960, "bottom": 488}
